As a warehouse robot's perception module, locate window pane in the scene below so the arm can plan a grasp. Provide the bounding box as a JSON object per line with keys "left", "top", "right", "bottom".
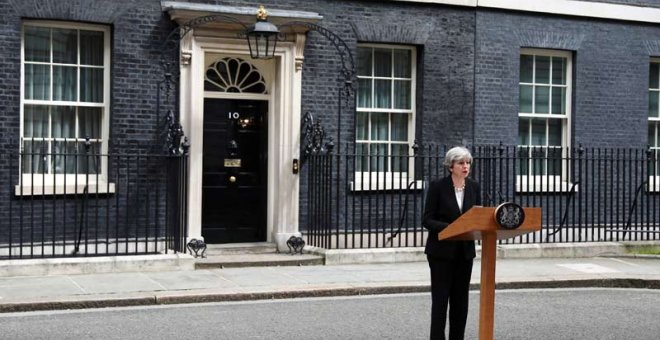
{"left": 393, "top": 49, "right": 411, "bottom": 78}
{"left": 22, "top": 140, "right": 48, "bottom": 174}
{"left": 535, "top": 56, "right": 550, "bottom": 84}
{"left": 393, "top": 80, "right": 411, "bottom": 109}
{"left": 25, "top": 64, "right": 50, "bottom": 100}
{"left": 79, "top": 107, "right": 102, "bottom": 139}
{"left": 650, "top": 91, "right": 659, "bottom": 118}
{"left": 650, "top": 63, "right": 659, "bottom": 89}
{"left": 53, "top": 141, "right": 77, "bottom": 174}
{"left": 53, "top": 66, "right": 77, "bottom": 101}
{"left": 80, "top": 67, "right": 103, "bottom": 103}
{"left": 52, "top": 28, "right": 77, "bottom": 64}
{"left": 548, "top": 119, "right": 562, "bottom": 146}
{"left": 357, "top": 143, "right": 369, "bottom": 172}
{"left": 356, "top": 112, "right": 368, "bottom": 140}
{"left": 552, "top": 57, "right": 566, "bottom": 85}
{"left": 391, "top": 144, "right": 409, "bottom": 172}
{"left": 649, "top": 124, "right": 656, "bottom": 148}
{"left": 520, "top": 55, "right": 533, "bottom": 83}
{"left": 52, "top": 106, "right": 76, "bottom": 139}
{"left": 369, "top": 143, "right": 387, "bottom": 172}
{"left": 80, "top": 30, "right": 104, "bottom": 66}
{"left": 535, "top": 86, "right": 549, "bottom": 113}
{"left": 374, "top": 48, "right": 392, "bottom": 77}
{"left": 551, "top": 87, "right": 566, "bottom": 114}
{"left": 24, "top": 26, "right": 50, "bottom": 62}
{"left": 357, "top": 78, "right": 372, "bottom": 108}
{"left": 371, "top": 113, "right": 388, "bottom": 141}
{"left": 519, "top": 85, "right": 533, "bottom": 113}
{"left": 531, "top": 118, "right": 546, "bottom": 146}
{"left": 651, "top": 155, "right": 660, "bottom": 177}
{"left": 77, "top": 141, "right": 100, "bottom": 174}
{"left": 517, "top": 147, "right": 529, "bottom": 176}
{"left": 374, "top": 79, "right": 391, "bottom": 108}
{"left": 518, "top": 118, "right": 529, "bottom": 145}
{"left": 24, "top": 105, "right": 49, "bottom": 138}
{"left": 531, "top": 147, "right": 546, "bottom": 175}
{"left": 547, "top": 147, "right": 562, "bottom": 176}
{"left": 391, "top": 113, "right": 408, "bottom": 142}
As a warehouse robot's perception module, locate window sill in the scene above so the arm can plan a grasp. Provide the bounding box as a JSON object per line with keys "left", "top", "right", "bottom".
{"left": 349, "top": 179, "right": 424, "bottom": 192}
{"left": 646, "top": 178, "right": 660, "bottom": 193}
{"left": 15, "top": 183, "right": 116, "bottom": 196}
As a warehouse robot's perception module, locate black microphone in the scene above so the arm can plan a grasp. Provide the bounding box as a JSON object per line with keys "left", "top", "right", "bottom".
{"left": 497, "top": 190, "right": 505, "bottom": 203}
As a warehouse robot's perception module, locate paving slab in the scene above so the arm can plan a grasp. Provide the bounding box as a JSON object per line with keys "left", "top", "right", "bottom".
{"left": 145, "top": 270, "right": 238, "bottom": 290}
{"left": 71, "top": 273, "right": 166, "bottom": 294}
{"left": 0, "top": 276, "right": 83, "bottom": 299}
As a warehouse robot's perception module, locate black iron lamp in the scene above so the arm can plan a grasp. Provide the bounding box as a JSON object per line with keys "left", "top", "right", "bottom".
{"left": 246, "top": 5, "right": 279, "bottom": 59}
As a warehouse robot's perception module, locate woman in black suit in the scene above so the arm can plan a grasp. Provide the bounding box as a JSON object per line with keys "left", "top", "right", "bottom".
{"left": 423, "top": 146, "right": 481, "bottom": 340}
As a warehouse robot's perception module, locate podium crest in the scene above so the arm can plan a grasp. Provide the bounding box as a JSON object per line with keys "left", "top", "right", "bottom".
{"left": 494, "top": 202, "right": 525, "bottom": 229}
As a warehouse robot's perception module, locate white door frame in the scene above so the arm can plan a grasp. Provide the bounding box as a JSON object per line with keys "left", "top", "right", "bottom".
{"left": 179, "top": 33, "right": 306, "bottom": 251}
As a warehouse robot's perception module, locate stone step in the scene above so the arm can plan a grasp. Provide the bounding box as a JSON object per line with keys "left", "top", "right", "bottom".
{"left": 194, "top": 253, "right": 324, "bottom": 269}
{"left": 201, "top": 242, "right": 278, "bottom": 256}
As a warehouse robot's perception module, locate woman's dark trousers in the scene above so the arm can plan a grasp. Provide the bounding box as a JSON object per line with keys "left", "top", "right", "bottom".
{"left": 428, "top": 256, "right": 474, "bottom": 340}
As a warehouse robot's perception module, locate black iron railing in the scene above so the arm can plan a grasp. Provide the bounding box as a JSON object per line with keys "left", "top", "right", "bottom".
{"left": 0, "top": 144, "right": 188, "bottom": 259}
{"left": 304, "top": 143, "right": 660, "bottom": 249}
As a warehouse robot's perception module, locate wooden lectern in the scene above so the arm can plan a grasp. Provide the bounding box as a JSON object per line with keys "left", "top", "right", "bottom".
{"left": 439, "top": 206, "right": 541, "bottom": 340}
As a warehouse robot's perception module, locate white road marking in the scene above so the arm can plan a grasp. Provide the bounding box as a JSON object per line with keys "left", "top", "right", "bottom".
{"left": 605, "top": 257, "right": 642, "bottom": 267}
{"left": 556, "top": 263, "right": 620, "bottom": 273}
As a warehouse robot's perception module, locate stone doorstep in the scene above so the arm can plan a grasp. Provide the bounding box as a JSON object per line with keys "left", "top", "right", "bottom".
{"left": 202, "top": 242, "right": 278, "bottom": 256}
{"left": 194, "top": 253, "right": 325, "bottom": 269}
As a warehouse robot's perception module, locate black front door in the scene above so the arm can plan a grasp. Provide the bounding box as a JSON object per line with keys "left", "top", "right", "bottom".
{"left": 202, "top": 99, "right": 268, "bottom": 243}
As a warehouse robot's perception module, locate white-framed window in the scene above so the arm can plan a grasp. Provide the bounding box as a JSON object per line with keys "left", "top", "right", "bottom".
{"left": 649, "top": 58, "right": 660, "bottom": 191}
{"left": 20, "top": 21, "right": 111, "bottom": 195}
{"left": 517, "top": 48, "right": 572, "bottom": 192}
{"left": 355, "top": 44, "right": 416, "bottom": 190}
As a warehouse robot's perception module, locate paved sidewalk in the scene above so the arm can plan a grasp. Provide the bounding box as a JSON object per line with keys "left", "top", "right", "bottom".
{"left": 1, "top": 254, "right": 659, "bottom": 313}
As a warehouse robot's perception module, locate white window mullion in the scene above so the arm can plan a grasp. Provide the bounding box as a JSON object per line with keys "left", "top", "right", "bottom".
{"left": 49, "top": 29, "right": 53, "bottom": 102}
{"left": 545, "top": 119, "right": 550, "bottom": 175}
{"left": 77, "top": 29, "right": 81, "bottom": 103}
{"left": 548, "top": 57, "right": 553, "bottom": 114}
{"left": 390, "top": 48, "right": 395, "bottom": 111}
{"left": 47, "top": 108, "right": 52, "bottom": 175}
{"left": 367, "top": 112, "right": 372, "bottom": 172}
{"left": 532, "top": 55, "right": 536, "bottom": 114}
{"left": 528, "top": 117, "right": 533, "bottom": 174}
{"left": 388, "top": 112, "right": 392, "bottom": 173}
{"left": 371, "top": 48, "right": 375, "bottom": 110}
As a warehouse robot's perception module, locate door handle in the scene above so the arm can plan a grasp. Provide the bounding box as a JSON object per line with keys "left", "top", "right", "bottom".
{"left": 229, "top": 176, "right": 237, "bottom": 183}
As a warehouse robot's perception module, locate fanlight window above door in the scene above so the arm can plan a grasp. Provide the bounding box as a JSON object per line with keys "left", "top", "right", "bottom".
{"left": 205, "top": 57, "right": 268, "bottom": 94}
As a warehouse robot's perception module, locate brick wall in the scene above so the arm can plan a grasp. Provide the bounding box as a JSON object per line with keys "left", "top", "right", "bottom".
{"left": 474, "top": 9, "right": 660, "bottom": 147}
{"left": 0, "top": 0, "right": 177, "bottom": 247}
{"left": 1, "top": 0, "right": 660, "bottom": 241}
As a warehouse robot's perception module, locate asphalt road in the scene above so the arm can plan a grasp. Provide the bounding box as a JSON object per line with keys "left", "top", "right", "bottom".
{"left": 1, "top": 288, "right": 659, "bottom": 339}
